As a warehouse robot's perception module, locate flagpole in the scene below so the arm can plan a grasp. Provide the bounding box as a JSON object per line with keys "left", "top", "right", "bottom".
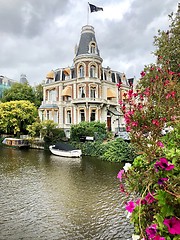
{"left": 87, "top": 2, "right": 89, "bottom": 25}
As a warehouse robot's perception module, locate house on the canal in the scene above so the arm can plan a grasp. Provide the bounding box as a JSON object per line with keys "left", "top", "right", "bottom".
{"left": 39, "top": 25, "right": 134, "bottom": 137}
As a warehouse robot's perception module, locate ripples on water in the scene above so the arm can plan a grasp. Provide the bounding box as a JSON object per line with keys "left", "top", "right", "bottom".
{"left": 0, "top": 147, "right": 134, "bottom": 240}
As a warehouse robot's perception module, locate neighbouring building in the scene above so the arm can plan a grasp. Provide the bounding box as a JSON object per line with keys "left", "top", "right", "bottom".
{"left": 0, "top": 76, "right": 17, "bottom": 99}
{"left": 39, "top": 25, "right": 134, "bottom": 137}
{"left": 20, "top": 74, "right": 28, "bottom": 84}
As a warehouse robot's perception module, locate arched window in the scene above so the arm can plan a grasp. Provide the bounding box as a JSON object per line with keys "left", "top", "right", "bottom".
{"left": 90, "top": 43, "right": 96, "bottom": 54}
{"left": 79, "top": 86, "right": 85, "bottom": 98}
{"left": 80, "top": 109, "right": 85, "bottom": 122}
{"left": 67, "top": 110, "right": 71, "bottom": 124}
{"left": 90, "top": 109, "right": 96, "bottom": 122}
{"left": 90, "top": 65, "right": 96, "bottom": 78}
{"left": 90, "top": 86, "right": 96, "bottom": 98}
{"left": 79, "top": 65, "right": 84, "bottom": 78}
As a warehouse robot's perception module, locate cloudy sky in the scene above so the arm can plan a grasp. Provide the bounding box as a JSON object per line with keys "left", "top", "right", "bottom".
{"left": 0, "top": 0, "right": 178, "bottom": 85}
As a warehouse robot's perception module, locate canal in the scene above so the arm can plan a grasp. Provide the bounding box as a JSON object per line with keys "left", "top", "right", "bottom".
{"left": 0, "top": 147, "right": 134, "bottom": 240}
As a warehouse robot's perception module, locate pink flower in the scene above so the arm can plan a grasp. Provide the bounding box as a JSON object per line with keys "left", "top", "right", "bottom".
{"left": 140, "top": 95, "right": 144, "bottom": 100}
{"left": 117, "top": 170, "right": 124, "bottom": 182}
{"left": 154, "top": 235, "right": 165, "bottom": 240}
{"left": 126, "top": 126, "right": 132, "bottom": 132}
{"left": 140, "top": 71, "right": 146, "bottom": 77}
{"left": 150, "top": 67, "right": 154, "bottom": 71}
{"left": 166, "top": 93, "right": 171, "bottom": 99}
{"left": 119, "top": 100, "right": 123, "bottom": 104}
{"left": 120, "top": 183, "right": 125, "bottom": 193}
{"left": 156, "top": 75, "right": 159, "bottom": 80}
{"left": 171, "top": 91, "right": 175, "bottom": 97}
{"left": 136, "top": 199, "right": 146, "bottom": 205}
{"left": 151, "top": 78, "right": 155, "bottom": 82}
{"left": 155, "top": 158, "right": 175, "bottom": 171}
{"left": 157, "top": 67, "right": 161, "bottom": 71}
{"left": 145, "top": 192, "right": 156, "bottom": 204}
{"left": 158, "top": 178, "right": 168, "bottom": 186}
{"left": 132, "top": 121, "right": 138, "bottom": 126}
{"left": 152, "top": 120, "right": 159, "bottom": 126}
{"left": 146, "top": 224, "right": 158, "bottom": 239}
{"left": 125, "top": 201, "right": 136, "bottom": 213}
{"left": 163, "top": 217, "right": 180, "bottom": 234}
{"left": 157, "top": 142, "right": 164, "bottom": 147}
{"left": 158, "top": 56, "right": 162, "bottom": 59}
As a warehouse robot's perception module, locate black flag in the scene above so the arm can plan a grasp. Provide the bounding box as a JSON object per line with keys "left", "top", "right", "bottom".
{"left": 89, "top": 3, "right": 103, "bottom": 12}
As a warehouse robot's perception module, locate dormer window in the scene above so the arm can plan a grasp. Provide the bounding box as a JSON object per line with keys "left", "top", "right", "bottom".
{"left": 91, "top": 43, "right": 95, "bottom": 54}
{"left": 89, "top": 41, "right": 97, "bottom": 54}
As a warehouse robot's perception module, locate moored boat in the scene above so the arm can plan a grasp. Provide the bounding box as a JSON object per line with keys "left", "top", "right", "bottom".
{"left": 49, "top": 142, "right": 82, "bottom": 158}
{"left": 2, "top": 138, "right": 29, "bottom": 149}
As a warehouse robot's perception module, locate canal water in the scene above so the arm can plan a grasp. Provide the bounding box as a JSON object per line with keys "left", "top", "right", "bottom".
{"left": 0, "top": 147, "right": 134, "bottom": 240}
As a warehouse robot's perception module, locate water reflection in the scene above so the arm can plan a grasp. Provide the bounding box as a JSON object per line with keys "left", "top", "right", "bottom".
{"left": 0, "top": 147, "right": 134, "bottom": 239}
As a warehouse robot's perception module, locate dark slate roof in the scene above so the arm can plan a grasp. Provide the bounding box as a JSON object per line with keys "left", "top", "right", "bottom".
{"left": 39, "top": 104, "right": 58, "bottom": 109}
{"left": 76, "top": 25, "right": 100, "bottom": 57}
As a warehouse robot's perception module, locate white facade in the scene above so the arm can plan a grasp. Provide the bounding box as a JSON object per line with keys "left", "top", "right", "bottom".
{"left": 39, "top": 25, "right": 133, "bottom": 136}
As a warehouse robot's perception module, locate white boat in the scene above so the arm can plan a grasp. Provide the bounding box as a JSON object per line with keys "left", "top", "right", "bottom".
{"left": 49, "top": 142, "right": 82, "bottom": 158}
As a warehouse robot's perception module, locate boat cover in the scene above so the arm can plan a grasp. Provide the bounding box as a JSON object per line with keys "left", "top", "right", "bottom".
{"left": 53, "top": 142, "right": 77, "bottom": 151}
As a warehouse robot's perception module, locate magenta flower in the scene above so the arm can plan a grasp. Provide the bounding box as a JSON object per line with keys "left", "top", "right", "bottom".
{"left": 163, "top": 216, "right": 180, "bottom": 234}
{"left": 126, "top": 126, "right": 132, "bottom": 132}
{"left": 125, "top": 201, "right": 136, "bottom": 213}
{"left": 117, "top": 170, "right": 124, "bottom": 182}
{"left": 120, "top": 183, "right": 125, "bottom": 193}
{"left": 145, "top": 192, "right": 156, "bottom": 204}
{"left": 155, "top": 158, "right": 175, "bottom": 171}
{"left": 119, "top": 100, "right": 123, "bottom": 104}
{"left": 146, "top": 224, "right": 158, "bottom": 239}
{"left": 153, "top": 120, "right": 159, "bottom": 126}
{"left": 132, "top": 121, "right": 138, "bottom": 126}
{"left": 158, "top": 178, "right": 168, "bottom": 186}
{"left": 136, "top": 199, "right": 146, "bottom": 205}
{"left": 154, "top": 235, "right": 165, "bottom": 240}
{"left": 140, "top": 71, "right": 146, "bottom": 77}
{"left": 157, "top": 142, "right": 164, "bottom": 148}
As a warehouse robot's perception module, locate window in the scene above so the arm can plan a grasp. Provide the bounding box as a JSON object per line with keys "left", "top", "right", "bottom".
{"left": 80, "top": 109, "right": 85, "bottom": 122}
{"left": 90, "top": 109, "right": 96, "bottom": 122}
{"left": 67, "top": 110, "right": 71, "bottom": 124}
{"left": 41, "top": 111, "right": 44, "bottom": 121}
{"left": 54, "top": 110, "right": 58, "bottom": 123}
{"left": 47, "top": 110, "right": 50, "bottom": 120}
{"left": 90, "top": 86, "right": 96, "bottom": 98}
{"left": 79, "top": 86, "right": 85, "bottom": 98}
{"left": 90, "top": 65, "right": 96, "bottom": 78}
{"left": 90, "top": 43, "right": 96, "bottom": 54}
{"left": 49, "top": 89, "right": 56, "bottom": 101}
{"left": 79, "top": 65, "right": 84, "bottom": 78}
{"left": 112, "top": 73, "right": 115, "bottom": 83}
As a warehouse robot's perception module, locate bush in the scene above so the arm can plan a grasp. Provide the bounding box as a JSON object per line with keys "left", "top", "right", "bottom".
{"left": 100, "top": 137, "right": 137, "bottom": 162}
{"left": 72, "top": 137, "right": 137, "bottom": 162}
{"left": 70, "top": 121, "right": 107, "bottom": 141}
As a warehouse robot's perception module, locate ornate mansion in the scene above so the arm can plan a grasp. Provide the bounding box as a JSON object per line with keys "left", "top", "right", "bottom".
{"left": 39, "top": 25, "right": 133, "bottom": 137}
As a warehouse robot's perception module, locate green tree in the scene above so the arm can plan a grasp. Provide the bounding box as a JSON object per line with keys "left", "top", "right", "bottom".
{"left": 138, "top": 4, "right": 180, "bottom": 90}
{"left": 33, "top": 83, "right": 43, "bottom": 108}
{"left": 0, "top": 100, "right": 38, "bottom": 135}
{"left": 1, "top": 82, "right": 36, "bottom": 103}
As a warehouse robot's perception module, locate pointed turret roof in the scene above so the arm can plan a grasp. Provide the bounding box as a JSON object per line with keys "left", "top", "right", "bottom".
{"left": 76, "top": 25, "right": 100, "bottom": 57}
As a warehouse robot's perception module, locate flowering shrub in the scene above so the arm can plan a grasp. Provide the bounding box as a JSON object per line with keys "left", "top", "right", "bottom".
{"left": 117, "top": 63, "right": 180, "bottom": 240}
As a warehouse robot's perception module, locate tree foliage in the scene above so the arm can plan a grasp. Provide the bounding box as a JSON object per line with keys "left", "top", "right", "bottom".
{"left": 70, "top": 121, "right": 107, "bottom": 141}
{"left": 0, "top": 100, "right": 38, "bottom": 135}
{"left": 138, "top": 3, "right": 180, "bottom": 90}
{"left": 1, "top": 82, "right": 43, "bottom": 108}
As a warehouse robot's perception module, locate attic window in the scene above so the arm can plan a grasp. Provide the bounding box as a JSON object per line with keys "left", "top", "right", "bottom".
{"left": 89, "top": 41, "right": 96, "bottom": 54}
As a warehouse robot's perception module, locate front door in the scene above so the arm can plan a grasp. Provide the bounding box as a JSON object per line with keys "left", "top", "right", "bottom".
{"left": 107, "top": 116, "right": 111, "bottom": 131}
